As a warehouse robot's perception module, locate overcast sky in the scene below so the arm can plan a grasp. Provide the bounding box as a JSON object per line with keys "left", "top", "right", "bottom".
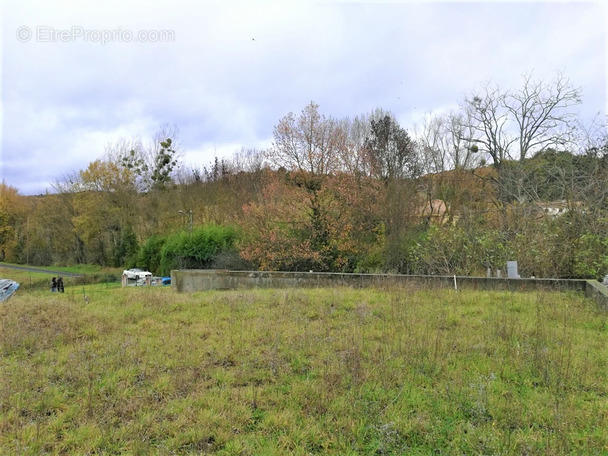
{"left": 1, "top": 0, "right": 606, "bottom": 195}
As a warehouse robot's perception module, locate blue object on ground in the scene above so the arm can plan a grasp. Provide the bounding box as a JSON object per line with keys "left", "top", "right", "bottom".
{"left": 0, "top": 279, "right": 19, "bottom": 302}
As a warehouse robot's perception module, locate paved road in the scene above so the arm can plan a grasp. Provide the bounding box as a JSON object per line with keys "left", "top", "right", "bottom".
{"left": 0, "top": 263, "right": 84, "bottom": 277}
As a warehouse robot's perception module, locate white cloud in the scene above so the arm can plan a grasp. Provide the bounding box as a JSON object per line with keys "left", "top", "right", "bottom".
{"left": 1, "top": 0, "right": 606, "bottom": 194}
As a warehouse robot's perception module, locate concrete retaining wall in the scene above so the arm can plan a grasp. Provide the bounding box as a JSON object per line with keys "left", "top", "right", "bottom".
{"left": 584, "top": 280, "right": 608, "bottom": 310}
{"left": 171, "top": 270, "right": 608, "bottom": 309}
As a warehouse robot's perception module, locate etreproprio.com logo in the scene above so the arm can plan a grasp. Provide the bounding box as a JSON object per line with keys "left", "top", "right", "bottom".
{"left": 16, "top": 26, "right": 175, "bottom": 45}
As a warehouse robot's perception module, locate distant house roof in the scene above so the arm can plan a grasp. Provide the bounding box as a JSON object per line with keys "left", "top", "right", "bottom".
{"left": 537, "top": 200, "right": 584, "bottom": 217}
{"left": 419, "top": 199, "right": 448, "bottom": 220}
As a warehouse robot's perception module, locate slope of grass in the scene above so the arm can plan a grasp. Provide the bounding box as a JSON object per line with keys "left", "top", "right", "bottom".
{"left": 1, "top": 286, "right": 607, "bottom": 455}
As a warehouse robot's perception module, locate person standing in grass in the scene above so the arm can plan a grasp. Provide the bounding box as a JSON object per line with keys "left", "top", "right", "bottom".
{"left": 51, "top": 277, "right": 57, "bottom": 292}
{"left": 57, "top": 277, "right": 64, "bottom": 293}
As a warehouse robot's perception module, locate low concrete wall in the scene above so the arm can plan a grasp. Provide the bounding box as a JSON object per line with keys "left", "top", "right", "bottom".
{"left": 585, "top": 280, "right": 608, "bottom": 310}
{"left": 171, "top": 269, "right": 603, "bottom": 298}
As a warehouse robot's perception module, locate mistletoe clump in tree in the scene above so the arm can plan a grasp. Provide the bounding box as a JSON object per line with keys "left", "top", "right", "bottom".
{"left": 150, "top": 138, "right": 178, "bottom": 190}
{"left": 120, "top": 127, "right": 180, "bottom": 191}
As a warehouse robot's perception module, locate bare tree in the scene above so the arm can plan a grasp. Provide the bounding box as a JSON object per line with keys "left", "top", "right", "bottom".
{"left": 418, "top": 111, "right": 481, "bottom": 173}
{"left": 267, "top": 102, "right": 346, "bottom": 176}
{"left": 418, "top": 115, "right": 447, "bottom": 174}
{"left": 575, "top": 114, "right": 608, "bottom": 158}
{"left": 464, "top": 83, "right": 513, "bottom": 168}
{"left": 338, "top": 115, "right": 370, "bottom": 176}
{"left": 230, "top": 147, "right": 266, "bottom": 173}
{"left": 463, "top": 72, "right": 582, "bottom": 167}
{"left": 339, "top": 108, "right": 395, "bottom": 176}
{"left": 507, "top": 72, "right": 581, "bottom": 161}
{"left": 118, "top": 124, "right": 182, "bottom": 191}
{"left": 104, "top": 136, "right": 144, "bottom": 164}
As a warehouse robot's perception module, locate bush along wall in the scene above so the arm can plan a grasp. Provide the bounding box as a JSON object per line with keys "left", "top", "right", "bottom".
{"left": 154, "top": 224, "right": 240, "bottom": 276}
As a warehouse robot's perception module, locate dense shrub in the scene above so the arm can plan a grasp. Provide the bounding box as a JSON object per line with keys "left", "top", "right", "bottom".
{"left": 158, "top": 224, "right": 239, "bottom": 276}
{"left": 112, "top": 225, "right": 139, "bottom": 268}
{"left": 405, "top": 225, "right": 513, "bottom": 277}
{"left": 137, "top": 235, "right": 166, "bottom": 275}
{"left": 572, "top": 234, "right": 608, "bottom": 280}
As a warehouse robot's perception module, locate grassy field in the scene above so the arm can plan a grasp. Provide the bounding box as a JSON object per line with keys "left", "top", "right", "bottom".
{"left": 0, "top": 265, "right": 122, "bottom": 292}
{"left": 0, "top": 281, "right": 607, "bottom": 455}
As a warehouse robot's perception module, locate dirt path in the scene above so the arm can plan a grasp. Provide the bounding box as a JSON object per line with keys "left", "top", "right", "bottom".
{"left": 0, "top": 263, "right": 84, "bottom": 277}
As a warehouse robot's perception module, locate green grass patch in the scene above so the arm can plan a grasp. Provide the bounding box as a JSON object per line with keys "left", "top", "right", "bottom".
{"left": 0, "top": 262, "right": 122, "bottom": 276}
{"left": 1, "top": 286, "right": 607, "bottom": 455}
{"left": 0, "top": 265, "right": 122, "bottom": 292}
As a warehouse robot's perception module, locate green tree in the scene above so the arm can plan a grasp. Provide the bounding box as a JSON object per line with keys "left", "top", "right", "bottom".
{"left": 365, "top": 114, "right": 419, "bottom": 182}
{"left": 266, "top": 102, "right": 349, "bottom": 266}
{"left": 0, "top": 182, "right": 25, "bottom": 262}
{"left": 137, "top": 235, "right": 166, "bottom": 274}
{"left": 364, "top": 114, "right": 420, "bottom": 272}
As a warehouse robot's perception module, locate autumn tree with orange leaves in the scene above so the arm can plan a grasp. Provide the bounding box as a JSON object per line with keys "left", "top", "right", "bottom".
{"left": 264, "top": 102, "right": 350, "bottom": 267}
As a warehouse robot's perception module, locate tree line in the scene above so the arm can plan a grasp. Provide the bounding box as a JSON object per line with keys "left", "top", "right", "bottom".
{"left": 2, "top": 72, "right": 607, "bottom": 278}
